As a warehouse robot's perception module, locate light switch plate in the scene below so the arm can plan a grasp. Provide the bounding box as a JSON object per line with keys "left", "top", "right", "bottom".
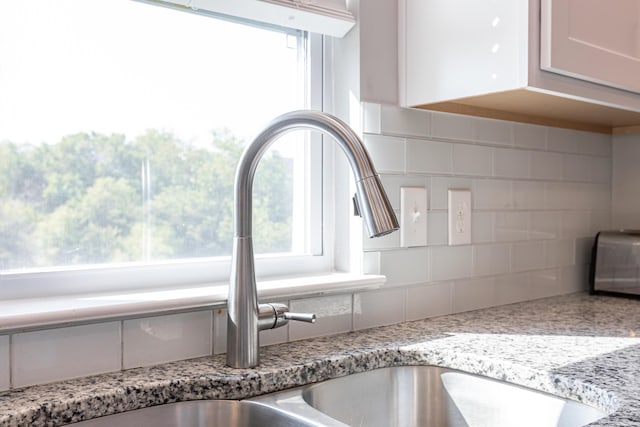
{"left": 448, "top": 189, "right": 471, "bottom": 246}
{"left": 401, "top": 187, "right": 428, "bottom": 247}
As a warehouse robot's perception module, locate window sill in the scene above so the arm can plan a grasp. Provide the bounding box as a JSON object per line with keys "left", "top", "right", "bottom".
{"left": 0, "top": 273, "right": 386, "bottom": 333}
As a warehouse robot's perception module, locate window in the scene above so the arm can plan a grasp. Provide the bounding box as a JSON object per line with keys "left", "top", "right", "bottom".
{"left": 0, "top": 0, "right": 327, "bottom": 295}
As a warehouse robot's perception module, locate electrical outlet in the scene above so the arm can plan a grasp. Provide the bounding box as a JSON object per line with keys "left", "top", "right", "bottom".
{"left": 400, "top": 187, "right": 428, "bottom": 247}
{"left": 448, "top": 189, "right": 471, "bottom": 245}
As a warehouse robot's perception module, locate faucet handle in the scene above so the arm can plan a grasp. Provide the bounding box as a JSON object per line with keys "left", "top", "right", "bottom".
{"left": 284, "top": 312, "right": 316, "bottom": 323}
{"left": 258, "top": 303, "right": 316, "bottom": 330}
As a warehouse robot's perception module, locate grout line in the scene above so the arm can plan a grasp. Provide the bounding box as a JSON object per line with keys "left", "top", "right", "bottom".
{"left": 120, "top": 320, "right": 124, "bottom": 371}
{"left": 214, "top": 308, "right": 220, "bottom": 356}
{"left": 8, "top": 334, "right": 13, "bottom": 389}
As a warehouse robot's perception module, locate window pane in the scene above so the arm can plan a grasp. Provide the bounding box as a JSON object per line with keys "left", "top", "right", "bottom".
{"left": 0, "top": 0, "right": 310, "bottom": 271}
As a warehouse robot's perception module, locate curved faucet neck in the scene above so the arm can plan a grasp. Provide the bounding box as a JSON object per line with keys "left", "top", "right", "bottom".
{"left": 233, "top": 110, "right": 378, "bottom": 238}
{"left": 227, "top": 110, "right": 398, "bottom": 368}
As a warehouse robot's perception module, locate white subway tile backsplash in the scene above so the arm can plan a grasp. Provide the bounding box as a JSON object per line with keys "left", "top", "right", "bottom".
{"left": 380, "top": 248, "right": 429, "bottom": 286}
{"left": 513, "top": 181, "right": 545, "bottom": 210}
{"left": 544, "top": 239, "right": 575, "bottom": 268}
{"left": 380, "top": 104, "right": 430, "bottom": 137}
{"left": 473, "top": 244, "right": 510, "bottom": 277}
{"left": 579, "top": 132, "right": 611, "bottom": 156}
{"left": 561, "top": 211, "right": 591, "bottom": 237}
{"left": 453, "top": 144, "right": 493, "bottom": 176}
{"left": 261, "top": 320, "right": 289, "bottom": 347}
{"left": 512, "top": 241, "right": 546, "bottom": 272}
{"left": 559, "top": 265, "right": 589, "bottom": 294}
{"left": 354, "top": 289, "right": 405, "bottom": 330}
{"left": 545, "top": 182, "right": 574, "bottom": 210}
{"left": 577, "top": 182, "right": 608, "bottom": 211}
{"left": 494, "top": 148, "right": 530, "bottom": 178}
{"left": 123, "top": 311, "right": 212, "bottom": 369}
{"left": 530, "top": 151, "right": 563, "bottom": 180}
{"left": 530, "top": 211, "right": 560, "bottom": 240}
{"left": 453, "top": 277, "right": 496, "bottom": 313}
{"left": 428, "top": 211, "right": 448, "bottom": 245}
{"left": 363, "top": 134, "right": 405, "bottom": 173}
{"left": 590, "top": 156, "right": 611, "bottom": 184}
{"left": 406, "top": 283, "right": 452, "bottom": 321}
{"left": 473, "top": 118, "right": 513, "bottom": 146}
{"left": 513, "top": 123, "right": 547, "bottom": 150}
{"left": 593, "top": 183, "right": 611, "bottom": 209}
{"left": 575, "top": 237, "right": 594, "bottom": 265}
{"left": 589, "top": 211, "right": 611, "bottom": 234}
{"left": 213, "top": 308, "right": 227, "bottom": 355}
{"left": 430, "top": 246, "right": 473, "bottom": 282}
{"left": 563, "top": 154, "right": 594, "bottom": 182}
{"left": 362, "top": 251, "right": 381, "bottom": 275}
{"left": 473, "top": 180, "right": 512, "bottom": 210}
{"left": 548, "top": 128, "right": 579, "bottom": 153}
{"left": 530, "top": 269, "right": 560, "bottom": 299}
{"left": 495, "top": 212, "right": 529, "bottom": 242}
{"left": 471, "top": 211, "right": 494, "bottom": 243}
{"left": 567, "top": 183, "right": 594, "bottom": 210}
{"left": 406, "top": 139, "right": 453, "bottom": 174}
{"left": 12, "top": 323, "right": 121, "bottom": 388}
{"left": 289, "top": 295, "right": 352, "bottom": 341}
{"left": 431, "top": 112, "right": 474, "bottom": 141}
{"left": 495, "top": 273, "right": 531, "bottom": 305}
{"left": 0, "top": 336, "right": 9, "bottom": 391}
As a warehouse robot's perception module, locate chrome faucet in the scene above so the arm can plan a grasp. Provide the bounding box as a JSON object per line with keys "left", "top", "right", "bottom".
{"left": 227, "top": 110, "right": 399, "bottom": 368}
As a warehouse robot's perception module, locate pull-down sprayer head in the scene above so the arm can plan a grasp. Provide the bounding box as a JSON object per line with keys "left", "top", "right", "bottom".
{"left": 354, "top": 175, "right": 399, "bottom": 238}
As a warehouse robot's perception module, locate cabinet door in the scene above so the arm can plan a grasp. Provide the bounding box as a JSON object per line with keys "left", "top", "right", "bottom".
{"left": 541, "top": 0, "right": 640, "bottom": 94}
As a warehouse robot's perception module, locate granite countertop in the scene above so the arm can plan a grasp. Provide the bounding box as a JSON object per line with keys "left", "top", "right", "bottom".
{"left": 1, "top": 293, "right": 640, "bottom": 426}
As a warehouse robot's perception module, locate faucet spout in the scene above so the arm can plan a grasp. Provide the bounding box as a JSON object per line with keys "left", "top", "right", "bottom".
{"left": 227, "top": 110, "right": 399, "bottom": 368}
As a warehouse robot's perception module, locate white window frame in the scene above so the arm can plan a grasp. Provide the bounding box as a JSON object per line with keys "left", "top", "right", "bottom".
{"left": 0, "top": 11, "right": 339, "bottom": 301}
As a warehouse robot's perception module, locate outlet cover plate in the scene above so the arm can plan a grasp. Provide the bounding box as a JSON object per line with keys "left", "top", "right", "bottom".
{"left": 448, "top": 189, "right": 471, "bottom": 246}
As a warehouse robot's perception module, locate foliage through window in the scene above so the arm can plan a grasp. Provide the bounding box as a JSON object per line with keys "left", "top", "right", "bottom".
{"left": 0, "top": 0, "right": 313, "bottom": 272}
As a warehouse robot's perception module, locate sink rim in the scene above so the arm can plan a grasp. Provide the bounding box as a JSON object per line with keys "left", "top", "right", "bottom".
{"left": 250, "top": 364, "right": 611, "bottom": 427}
{"left": 48, "top": 361, "right": 616, "bottom": 427}
{"left": 63, "top": 399, "right": 321, "bottom": 426}
{"left": 59, "top": 364, "right": 612, "bottom": 427}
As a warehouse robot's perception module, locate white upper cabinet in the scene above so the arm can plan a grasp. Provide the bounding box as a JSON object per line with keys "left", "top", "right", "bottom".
{"left": 541, "top": 0, "right": 640, "bottom": 94}
{"left": 399, "top": 0, "right": 640, "bottom": 133}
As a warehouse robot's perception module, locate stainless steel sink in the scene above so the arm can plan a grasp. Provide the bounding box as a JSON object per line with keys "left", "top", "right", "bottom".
{"left": 68, "top": 366, "right": 608, "bottom": 427}
{"left": 67, "top": 400, "right": 319, "bottom": 427}
{"left": 253, "top": 366, "right": 608, "bottom": 427}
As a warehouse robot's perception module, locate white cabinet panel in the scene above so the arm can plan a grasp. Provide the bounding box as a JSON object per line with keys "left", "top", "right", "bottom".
{"left": 399, "top": 0, "right": 640, "bottom": 133}
{"left": 541, "top": 0, "right": 640, "bottom": 93}
{"left": 401, "top": 0, "right": 528, "bottom": 107}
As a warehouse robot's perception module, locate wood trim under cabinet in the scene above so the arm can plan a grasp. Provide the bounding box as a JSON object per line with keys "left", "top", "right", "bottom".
{"left": 612, "top": 125, "right": 640, "bottom": 135}
{"left": 414, "top": 89, "right": 640, "bottom": 135}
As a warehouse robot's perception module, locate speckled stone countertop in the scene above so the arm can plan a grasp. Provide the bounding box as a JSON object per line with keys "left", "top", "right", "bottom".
{"left": 2, "top": 293, "right": 640, "bottom": 426}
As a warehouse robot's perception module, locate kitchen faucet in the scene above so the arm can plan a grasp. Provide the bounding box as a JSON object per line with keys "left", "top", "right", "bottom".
{"left": 227, "top": 110, "right": 399, "bottom": 368}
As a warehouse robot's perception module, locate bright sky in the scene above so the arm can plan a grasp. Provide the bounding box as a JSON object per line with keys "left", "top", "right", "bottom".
{"left": 0, "top": 0, "right": 303, "bottom": 147}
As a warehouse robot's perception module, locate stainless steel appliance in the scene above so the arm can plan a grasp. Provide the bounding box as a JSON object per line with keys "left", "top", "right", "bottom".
{"left": 590, "top": 230, "right": 640, "bottom": 297}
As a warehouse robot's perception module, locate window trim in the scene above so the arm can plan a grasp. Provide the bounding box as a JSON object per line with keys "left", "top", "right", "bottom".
{"left": 134, "top": 0, "right": 356, "bottom": 37}
{"left": 0, "top": 272, "right": 386, "bottom": 333}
